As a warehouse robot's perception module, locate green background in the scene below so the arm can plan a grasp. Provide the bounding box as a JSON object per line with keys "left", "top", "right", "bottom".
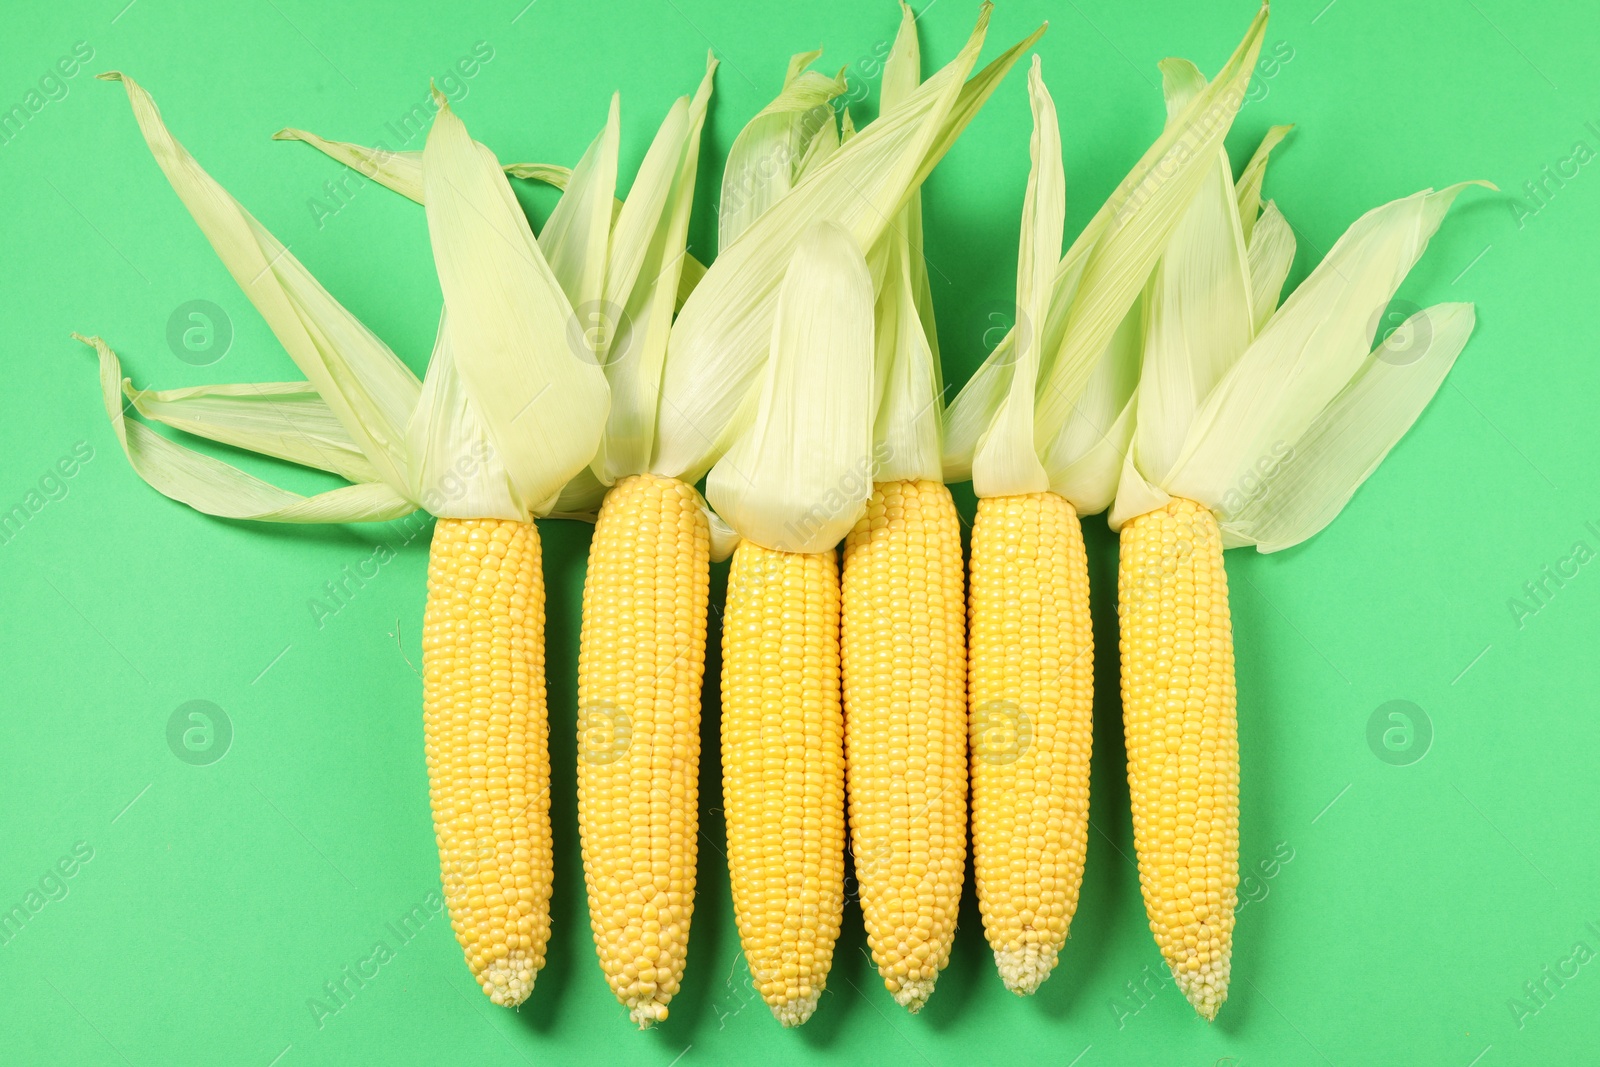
{"left": 2, "top": 0, "right": 1596, "bottom": 1063}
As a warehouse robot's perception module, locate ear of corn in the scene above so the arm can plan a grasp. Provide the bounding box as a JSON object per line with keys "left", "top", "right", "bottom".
{"left": 721, "top": 540, "right": 846, "bottom": 1026}
{"left": 85, "top": 76, "right": 615, "bottom": 1008}
{"left": 424, "top": 517, "right": 553, "bottom": 1006}
{"left": 841, "top": 479, "right": 967, "bottom": 1010}
{"left": 577, "top": 473, "right": 710, "bottom": 1026}
{"left": 967, "top": 491, "right": 1092, "bottom": 992}
{"left": 1106, "top": 25, "right": 1482, "bottom": 1018}
{"left": 1116, "top": 497, "right": 1237, "bottom": 1019}
{"left": 704, "top": 219, "right": 877, "bottom": 1025}
{"left": 559, "top": 61, "right": 719, "bottom": 1026}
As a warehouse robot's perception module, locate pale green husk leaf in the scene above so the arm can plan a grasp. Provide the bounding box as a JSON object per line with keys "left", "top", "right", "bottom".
{"left": 718, "top": 51, "right": 846, "bottom": 250}
{"left": 1159, "top": 56, "right": 1206, "bottom": 118}
{"left": 657, "top": 3, "right": 1040, "bottom": 484}
{"left": 422, "top": 93, "right": 610, "bottom": 516}
{"left": 1160, "top": 183, "right": 1485, "bottom": 510}
{"left": 547, "top": 464, "right": 609, "bottom": 519}
{"left": 540, "top": 94, "right": 619, "bottom": 318}
{"left": 1220, "top": 303, "right": 1474, "bottom": 551}
{"left": 1039, "top": 298, "right": 1143, "bottom": 512}
{"left": 271, "top": 127, "right": 432, "bottom": 201}
{"left": 275, "top": 128, "right": 706, "bottom": 310}
{"left": 86, "top": 76, "right": 619, "bottom": 525}
{"left": 1130, "top": 65, "right": 1255, "bottom": 495}
{"left": 81, "top": 334, "right": 415, "bottom": 522}
{"left": 943, "top": 6, "right": 1269, "bottom": 488}
{"left": 1247, "top": 200, "right": 1296, "bottom": 330}
{"left": 594, "top": 57, "right": 717, "bottom": 484}
{"left": 870, "top": 0, "right": 944, "bottom": 484}
{"left": 101, "top": 72, "right": 420, "bottom": 494}
{"left": 971, "top": 56, "right": 1060, "bottom": 497}
{"left": 1237, "top": 124, "right": 1294, "bottom": 243}
{"left": 706, "top": 222, "right": 876, "bottom": 553}
{"left": 405, "top": 312, "right": 524, "bottom": 518}
{"left": 796, "top": 112, "right": 841, "bottom": 177}
{"left": 1029, "top": 9, "right": 1267, "bottom": 451}
{"left": 124, "top": 378, "right": 381, "bottom": 485}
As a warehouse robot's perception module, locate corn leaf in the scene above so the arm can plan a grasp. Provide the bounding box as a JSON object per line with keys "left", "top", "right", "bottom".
{"left": 871, "top": 1, "right": 944, "bottom": 483}
{"left": 278, "top": 130, "right": 708, "bottom": 313}
{"left": 276, "top": 127, "right": 583, "bottom": 198}
{"left": 603, "top": 98, "right": 690, "bottom": 329}
{"left": 405, "top": 313, "right": 526, "bottom": 519}
{"left": 1247, "top": 200, "right": 1295, "bottom": 330}
{"left": 972, "top": 57, "right": 1060, "bottom": 498}
{"left": 125, "top": 379, "right": 381, "bottom": 485}
{"left": 795, "top": 114, "right": 841, "bottom": 178}
{"left": 421, "top": 94, "right": 610, "bottom": 517}
{"left": 595, "top": 56, "right": 717, "bottom": 483}
{"left": 103, "top": 73, "right": 420, "bottom": 493}
{"left": 499, "top": 161, "right": 574, "bottom": 187}
{"left": 1132, "top": 139, "right": 1255, "bottom": 489}
{"left": 1237, "top": 124, "right": 1293, "bottom": 242}
{"left": 706, "top": 222, "right": 875, "bottom": 553}
{"left": 706, "top": 507, "right": 740, "bottom": 561}
{"left": 909, "top": 20, "right": 1049, "bottom": 194}
{"left": 1164, "top": 182, "right": 1488, "bottom": 510}
{"left": 1030, "top": 6, "right": 1267, "bottom": 449}
{"left": 1222, "top": 303, "right": 1474, "bottom": 551}
{"left": 657, "top": 4, "right": 1024, "bottom": 485}
{"left": 540, "top": 94, "right": 619, "bottom": 319}
{"left": 944, "top": 5, "right": 1268, "bottom": 480}
{"left": 548, "top": 464, "right": 608, "bottom": 519}
{"left": 871, "top": 243, "right": 944, "bottom": 482}
{"left": 1040, "top": 298, "right": 1143, "bottom": 512}
{"left": 1159, "top": 56, "right": 1207, "bottom": 118}
{"left": 718, "top": 51, "right": 847, "bottom": 250}
{"left": 883, "top": 1, "right": 922, "bottom": 110}
{"left": 271, "top": 128, "right": 431, "bottom": 201}
{"left": 80, "top": 335, "right": 414, "bottom": 523}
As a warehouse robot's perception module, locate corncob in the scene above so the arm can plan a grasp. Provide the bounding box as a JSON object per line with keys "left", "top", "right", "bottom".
{"left": 577, "top": 473, "right": 710, "bottom": 1025}
{"left": 424, "top": 517, "right": 553, "bottom": 1005}
{"left": 967, "top": 491, "right": 1092, "bottom": 993}
{"left": 721, "top": 541, "right": 846, "bottom": 1025}
{"left": 841, "top": 479, "right": 967, "bottom": 1010}
{"left": 1116, "top": 497, "right": 1237, "bottom": 1019}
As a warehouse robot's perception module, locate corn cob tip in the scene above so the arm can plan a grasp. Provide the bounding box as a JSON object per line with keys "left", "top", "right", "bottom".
{"left": 1172, "top": 956, "right": 1230, "bottom": 1021}
{"left": 994, "top": 943, "right": 1060, "bottom": 996}
{"left": 628, "top": 1000, "right": 669, "bottom": 1028}
{"left": 479, "top": 952, "right": 536, "bottom": 1007}
{"left": 769, "top": 990, "right": 822, "bottom": 1027}
{"left": 891, "top": 976, "right": 936, "bottom": 1013}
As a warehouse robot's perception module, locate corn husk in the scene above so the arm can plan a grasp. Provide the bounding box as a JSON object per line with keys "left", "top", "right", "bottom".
{"left": 82, "top": 73, "right": 612, "bottom": 524}
{"left": 653, "top": 3, "right": 1044, "bottom": 486}
{"left": 1108, "top": 63, "right": 1490, "bottom": 551}
{"left": 273, "top": 126, "right": 706, "bottom": 310}
{"left": 867, "top": 0, "right": 945, "bottom": 484}
{"left": 705, "top": 222, "right": 876, "bottom": 553}
{"left": 946, "top": 6, "right": 1270, "bottom": 511}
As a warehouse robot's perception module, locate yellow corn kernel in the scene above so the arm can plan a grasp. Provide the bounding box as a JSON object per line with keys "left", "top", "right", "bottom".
{"left": 721, "top": 541, "right": 845, "bottom": 1027}
{"left": 577, "top": 473, "right": 710, "bottom": 1028}
{"left": 422, "top": 517, "right": 552, "bottom": 1007}
{"left": 967, "top": 491, "right": 1093, "bottom": 995}
{"left": 1117, "top": 496, "right": 1239, "bottom": 1021}
{"left": 841, "top": 480, "right": 967, "bottom": 1012}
